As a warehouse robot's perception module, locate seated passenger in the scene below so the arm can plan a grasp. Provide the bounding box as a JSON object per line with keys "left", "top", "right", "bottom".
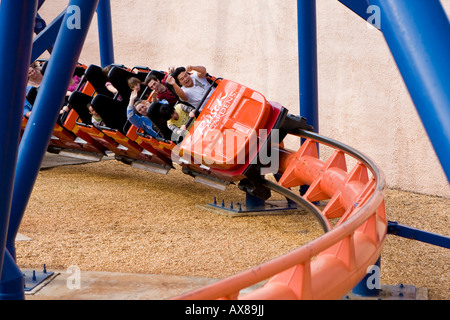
{"left": 127, "top": 89, "right": 163, "bottom": 138}
{"left": 24, "top": 61, "right": 43, "bottom": 118}
{"left": 145, "top": 74, "right": 178, "bottom": 106}
{"left": 166, "top": 65, "right": 215, "bottom": 111}
{"left": 159, "top": 102, "right": 195, "bottom": 137}
{"left": 102, "top": 65, "right": 122, "bottom": 100}
{"left": 60, "top": 74, "right": 82, "bottom": 115}
{"left": 88, "top": 103, "right": 104, "bottom": 127}
{"left": 127, "top": 77, "right": 147, "bottom": 98}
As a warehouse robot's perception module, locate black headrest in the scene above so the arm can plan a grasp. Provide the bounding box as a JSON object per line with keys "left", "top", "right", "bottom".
{"left": 107, "top": 66, "right": 136, "bottom": 104}
{"left": 145, "top": 70, "right": 166, "bottom": 82}
{"left": 73, "top": 64, "right": 86, "bottom": 78}
{"left": 146, "top": 101, "right": 172, "bottom": 140}
{"left": 84, "top": 64, "right": 114, "bottom": 97}
{"left": 26, "top": 86, "right": 39, "bottom": 105}
{"left": 40, "top": 60, "right": 48, "bottom": 76}
{"left": 68, "top": 91, "right": 93, "bottom": 125}
{"left": 91, "top": 94, "right": 128, "bottom": 133}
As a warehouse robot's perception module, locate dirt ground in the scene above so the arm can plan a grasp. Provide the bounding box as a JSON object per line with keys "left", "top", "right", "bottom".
{"left": 15, "top": 158, "right": 449, "bottom": 300}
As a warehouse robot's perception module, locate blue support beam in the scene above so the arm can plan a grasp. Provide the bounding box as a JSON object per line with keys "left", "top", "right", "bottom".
{"left": 338, "top": 0, "right": 371, "bottom": 22}
{"left": 96, "top": 0, "right": 115, "bottom": 67}
{"left": 31, "top": 10, "right": 65, "bottom": 62}
{"left": 5, "top": 0, "right": 100, "bottom": 269}
{"left": 367, "top": 0, "right": 450, "bottom": 182}
{"left": 388, "top": 221, "right": 450, "bottom": 249}
{"left": 297, "top": 0, "right": 319, "bottom": 133}
{"left": 0, "top": 0, "right": 39, "bottom": 300}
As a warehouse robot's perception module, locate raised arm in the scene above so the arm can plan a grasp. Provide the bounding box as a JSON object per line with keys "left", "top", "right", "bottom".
{"left": 186, "top": 65, "right": 207, "bottom": 78}
{"left": 166, "top": 74, "right": 188, "bottom": 101}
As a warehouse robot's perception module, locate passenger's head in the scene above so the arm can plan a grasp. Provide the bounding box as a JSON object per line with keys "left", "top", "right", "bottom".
{"left": 128, "top": 77, "right": 142, "bottom": 91}
{"left": 88, "top": 103, "right": 100, "bottom": 118}
{"left": 134, "top": 99, "right": 151, "bottom": 116}
{"left": 28, "top": 61, "right": 42, "bottom": 81}
{"left": 146, "top": 75, "right": 165, "bottom": 92}
{"left": 102, "top": 65, "right": 113, "bottom": 77}
{"left": 172, "top": 67, "right": 193, "bottom": 88}
{"left": 159, "top": 103, "right": 176, "bottom": 120}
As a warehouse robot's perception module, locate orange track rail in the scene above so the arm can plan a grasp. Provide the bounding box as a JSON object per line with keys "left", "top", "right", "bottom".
{"left": 173, "top": 130, "right": 387, "bottom": 300}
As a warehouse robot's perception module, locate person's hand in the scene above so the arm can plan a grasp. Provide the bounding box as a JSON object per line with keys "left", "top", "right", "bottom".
{"left": 129, "top": 89, "right": 138, "bottom": 103}
{"left": 166, "top": 74, "right": 176, "bottom": 86}
{"left": 189, "top": 111, "right": 195, "bottom": 118}
{"left": 186, "top": 65, "right": 193, "bottom": 73}
{"left": 180, "top": 125, "right": 186, "bottom": 130}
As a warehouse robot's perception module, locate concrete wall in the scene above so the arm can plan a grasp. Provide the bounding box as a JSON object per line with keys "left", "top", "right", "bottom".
{"left": 38, "top": 0, "right": 450, "bottom": 197}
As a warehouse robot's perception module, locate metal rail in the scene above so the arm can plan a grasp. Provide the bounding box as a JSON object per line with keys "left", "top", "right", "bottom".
{"left": 173, "top": 129, "right": 387, "bottom": 300}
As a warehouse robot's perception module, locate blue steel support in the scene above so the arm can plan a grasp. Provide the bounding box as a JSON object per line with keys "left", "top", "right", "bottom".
{"left": 0, "top": 0, "right": 38, "bottom": 300}
{"left": 96, "top": 0, "right": 115, "bottom": 67}
{"left": 388, "top": 221, "right": 450, "bottom": 249}
{"left": 31, "top": 10, "right": 65, "bottom": 62}
{"left": 368, "top": 0, "right": 450, "bottom": 182}
{"left": 338, "top": 0, "right": 371, "bottom": 22}
{"left": 5, "top": 0, "right": 100, "bottom": 266}
{"left": 297, "top": 0, "right": 319, "bottom": 133}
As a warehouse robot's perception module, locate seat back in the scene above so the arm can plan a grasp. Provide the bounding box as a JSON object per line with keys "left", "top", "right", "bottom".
{"left": 91, "top": 94, "right": 128, "bottom": 133}
{"left": 147, "top": 101, "right": 173, "bottom": 140}
{"left": 84, "top": 64, "right": 114, "bottom": 97}
{"left": 68, "top": 91, "right": 93, "bottom": 125}
{"left": 26, "top": 86, "right": 39, "bottom": 105}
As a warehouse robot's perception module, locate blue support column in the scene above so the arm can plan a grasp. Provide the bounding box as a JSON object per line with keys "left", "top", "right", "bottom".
{"left": 297, "top": 0, "right": 319, "bottom": 133}
{"left": 368, "top": 0, "right": 450, "bottom": 182}
{"left": 31, "top": 10, "right": 65, "bottom": 62}
{"left": 0, "top": 0, "right": 38, "bottom": 298}
{"left": 96, "top": 0, "right": 115, "bottom": 67}
{"left": 5, "top": 0, "right": 100, "bottom": 267}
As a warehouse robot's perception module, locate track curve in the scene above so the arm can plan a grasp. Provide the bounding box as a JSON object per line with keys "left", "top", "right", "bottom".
{"left": 173, "top": 130, "right": 387, "bottom": 300}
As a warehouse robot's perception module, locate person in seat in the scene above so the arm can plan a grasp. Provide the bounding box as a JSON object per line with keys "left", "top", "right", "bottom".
{"left": 127, "top": 89, "right": 163, "bottom": 138}
{"left": 23, "top": 61, "right": 43, "bottom": 118}
{"left": 145, "top": 74, "right": 178, "bottom": 106}
{"left": 159, "top": 102, "right": 195, "bottom": 137}
{"left": 88, "top": 103, "right": 104, "bottom": 127}
{"left": 166, "top": 65, "right": 214, "bottom": 111}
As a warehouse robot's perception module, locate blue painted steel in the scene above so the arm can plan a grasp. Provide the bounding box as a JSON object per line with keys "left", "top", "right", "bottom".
{"left": 0, "top": 0, "right": 38, "bottom": 286}
{"left": 338, "top": 0, "right": 371, "bottom": 22}
{"left": 0, "top": 251, "right": 25, "bottom": 300}
{"left": 297, "top": 0, "right": 319, "bottom": 133}
{"left": 388, "top": 221, "right": 450, "bottom": 249}
{"left": 6, "top": 0, "right": 100, "bottom": 264}
{"left": 97, "top": 0, "right": 115, "bottom": 67}
{"left": 368, "top": 0, "right": 450, "bottom": 182}
{"left": 31, "top": 10, "right": 65, "bottom": 62}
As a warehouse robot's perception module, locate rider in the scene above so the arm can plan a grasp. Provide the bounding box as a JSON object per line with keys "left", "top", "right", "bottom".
{"left": 127, "top": 89, "right": 163, "bottom": 138}
{"left": 166, "top": 65, "right": 215, "bottom": 111}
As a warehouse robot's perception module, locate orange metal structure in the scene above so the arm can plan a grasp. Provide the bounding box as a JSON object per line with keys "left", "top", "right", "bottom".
{"left": 173, "top": 131, "right": 386, "bottom": 300}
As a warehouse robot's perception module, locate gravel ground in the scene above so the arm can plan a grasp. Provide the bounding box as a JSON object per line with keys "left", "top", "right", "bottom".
{"left": 16, "top": 158, "right": 449, "bottom": 300}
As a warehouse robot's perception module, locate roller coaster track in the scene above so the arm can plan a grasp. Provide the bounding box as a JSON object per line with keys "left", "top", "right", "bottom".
{"left": 173, "top": 129, "right": 387, "bottom": 300}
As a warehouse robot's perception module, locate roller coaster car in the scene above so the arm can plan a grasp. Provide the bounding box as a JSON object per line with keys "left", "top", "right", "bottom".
{"left": 65, "top": 64, "right": 312, "bottom": 198}
{"left": 21, "top": 62, "right": 107, "bottom": 157}
{"left": 64, "top": 65, "right": 174, "bottom": 169}
{"left": 175, "top": 78, "right": 313, "bottom": 198}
